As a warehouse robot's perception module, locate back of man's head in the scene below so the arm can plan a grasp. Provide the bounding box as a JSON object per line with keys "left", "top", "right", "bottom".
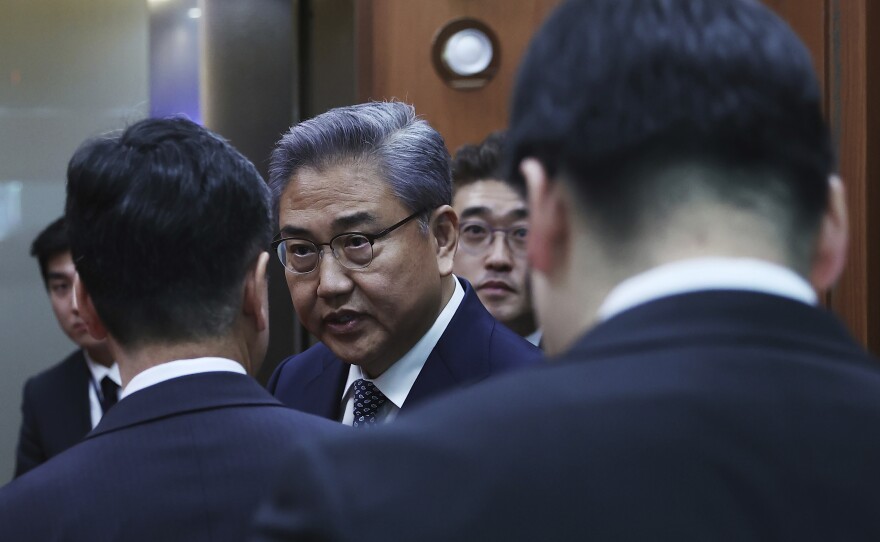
{"left": 30, "top": 216, "right": 69, "bottom": 288}
{"left": 508, "top": 0, "right": 833, "bottom": 273}
{"left": 65, "top": 117, "right": 272, "bottom": 347}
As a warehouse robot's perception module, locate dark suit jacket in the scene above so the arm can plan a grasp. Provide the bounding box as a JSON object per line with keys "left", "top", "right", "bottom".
{"left": 15, "top": 349, "right": 92, "bottom": 477}
{"left": 267, "top": 278, "right": 542, "bottom": 420}
{"left": 252, "top": 291, "right": 880, "bottom": 541}
{"left": 0, "top": 371, "right": 342, "bottom": 542}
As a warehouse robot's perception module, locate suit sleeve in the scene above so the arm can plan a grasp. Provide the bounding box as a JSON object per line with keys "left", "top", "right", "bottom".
{"left": 14, "top": 378, "right": 47, "bottom": 478}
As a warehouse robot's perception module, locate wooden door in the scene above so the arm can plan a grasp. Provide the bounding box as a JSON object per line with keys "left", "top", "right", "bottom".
{"left": 355, "top": 0, "right": 561, "bottom": 152}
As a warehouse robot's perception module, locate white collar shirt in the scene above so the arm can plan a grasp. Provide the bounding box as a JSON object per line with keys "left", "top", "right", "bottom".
{"left": 120, "top": 357, "right": 246, "bottom": 400}
{"left": 525, "top": 329, "right": 543, "bottom": 347}
{"left": 340, "top": 277, "right": 466, "bottom": 426}
{"left": 597, "top": 257, "right": 817, "bottom": 322}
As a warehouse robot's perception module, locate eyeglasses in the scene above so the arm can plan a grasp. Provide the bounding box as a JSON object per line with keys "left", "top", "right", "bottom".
{"left": 458, "top": 220, "right": 528, "bottom": 256}
{"left": 271, "top": 210, "right": 425, "bottom": 274}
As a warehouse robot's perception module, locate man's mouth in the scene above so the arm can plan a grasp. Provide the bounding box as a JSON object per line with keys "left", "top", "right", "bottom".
{"left": 323, "top": 310, "right": 365, "bottom": 334}
{"left": 477, "top": 280, "right": 516, "bottom": 295}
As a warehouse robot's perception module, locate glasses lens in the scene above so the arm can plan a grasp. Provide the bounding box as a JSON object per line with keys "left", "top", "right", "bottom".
{"left": 459, "top": 221, "right": 491, "bottom": 251}
{"left": 333, "top": 234, "right": 373, "bottom": 269}
{"left": 507, "top": 226, "right": 528, "bottom": 254}
{"left": 279, "top": 239, "right": 320, "bottom": 273}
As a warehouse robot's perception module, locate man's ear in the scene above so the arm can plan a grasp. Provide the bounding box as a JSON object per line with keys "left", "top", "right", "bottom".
{"left": 810, "top": 175, "right": 849, "bottom": 292}
{"left": 430, "top": 205, "right": 459, "bottom": 277}
{"left": 74, "top": 275, "right": 109, "bottom": 341}
{"left": 243, "top": 251, "right": 270, "bottom": 333}
{"left": 521, "top": 158, "right": 568, "bottom": 275}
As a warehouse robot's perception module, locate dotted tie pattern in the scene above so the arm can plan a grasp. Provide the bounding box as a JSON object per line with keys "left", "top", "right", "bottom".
{"left": 352, "top": 379, "right": 387, "bottom": 428}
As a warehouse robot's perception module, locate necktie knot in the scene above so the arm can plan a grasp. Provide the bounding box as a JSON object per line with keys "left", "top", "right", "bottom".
{"left": 100, "top": 375, "right": 119, "bottom": 414}
{"left": 352, "top": 379, "right": 387, "bottom": 428}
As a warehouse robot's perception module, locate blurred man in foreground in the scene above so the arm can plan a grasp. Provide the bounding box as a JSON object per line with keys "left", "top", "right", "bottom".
{"left": 0, "top": 118, "right": 339, "bottom": 541}
{"left": 251, "top": 0, "right": 880, "bottom": 539}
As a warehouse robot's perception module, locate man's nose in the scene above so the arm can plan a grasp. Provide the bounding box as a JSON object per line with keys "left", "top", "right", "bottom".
{"left": 485, "top": 233, "right": 513, "bottom": 270}
{"left": 315, "top": 246, "right": 355, "bottom": 299}
{"left": 70, "top": 276, "right": 81, "bottom": 315}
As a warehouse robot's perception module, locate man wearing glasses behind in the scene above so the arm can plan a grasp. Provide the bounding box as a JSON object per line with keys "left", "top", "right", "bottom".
{"left": 266, "top": 102, "right": 541, "bottom": 427}
{"left": 451, "top": 132, "right": 541, "bottom": 346}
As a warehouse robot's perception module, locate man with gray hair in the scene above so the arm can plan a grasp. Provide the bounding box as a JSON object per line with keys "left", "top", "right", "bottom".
{"left": 266, "top": 101, "right": 540, "bottom": 426}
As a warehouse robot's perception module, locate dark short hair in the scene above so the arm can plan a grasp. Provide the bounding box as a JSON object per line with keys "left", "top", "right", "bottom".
{"left": 452, "top": 131, "right": 515, "bottom": 193}
{"left": 65, "top": 117, "right": 272, "bottom": 347}
{"left": 30, "top": 216, "right": 69, "bottom": 288}
{"left": 269, "top": 101, "right": 451, "bottom": 230}
{"left": 507, "top": 0, "right": 833, "bottom": 268}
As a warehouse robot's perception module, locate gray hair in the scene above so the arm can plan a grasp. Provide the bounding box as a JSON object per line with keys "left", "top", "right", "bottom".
{"left": 269, "top": 101, "right": 451, "bottom": 230}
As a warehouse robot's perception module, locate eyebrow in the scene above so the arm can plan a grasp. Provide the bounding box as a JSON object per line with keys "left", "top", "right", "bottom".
{"left": 459, "top": 206, "right": 529, "bottom": 221}
{"left": 279, "top": 211, "right": 380, "bottom": 238}
{"left": 46, "top": 272, "right": 72, "bottom": 282}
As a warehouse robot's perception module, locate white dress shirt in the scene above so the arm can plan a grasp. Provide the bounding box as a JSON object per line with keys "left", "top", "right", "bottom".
{"left": 525, "top": 329, "right": 543, "bottom": 347}
{"left": 120, "top": 357, "right": 247, "bottom": 400}
{"left": 339, "top": 277, "right": 466, "bottom": 426}
{"left": 84, "top": 352, "right": 121, "bottom": 429}
{"left": 597, "top": 257, "right": 817, "bottom": 322}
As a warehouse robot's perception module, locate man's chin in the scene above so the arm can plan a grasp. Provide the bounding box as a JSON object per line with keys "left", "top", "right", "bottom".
{"left": 70, "top": 330, "right": 96, "bottom": 346}
{"left": 328, "top": 343, "right": 389, "bottom": 378}
{"left": 487, "top": 305, "right": 526, "bottom": 325}
{"left": 76, "top": 338, "right": 106, "bottom": 352}
{"left": 324, "top": 339, "right": 374, "bottom": 368}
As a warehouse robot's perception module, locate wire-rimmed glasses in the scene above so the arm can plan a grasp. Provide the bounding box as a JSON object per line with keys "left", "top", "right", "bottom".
{"left": 271, "top": 210, "right": 425, "bottom": 274}
{"left": 458, "top": 220, "right": 528, "bottom": 256}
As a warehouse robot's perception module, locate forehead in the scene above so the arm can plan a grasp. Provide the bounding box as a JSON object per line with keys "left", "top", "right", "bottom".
{"left": 453, "top": 179, "right": 527, "bottom": 219}
{"left": 46, "top": 251, "right": 75, "bottom": 277}
{"left": 278, "top": 163, "right": 406, "bottom": 232}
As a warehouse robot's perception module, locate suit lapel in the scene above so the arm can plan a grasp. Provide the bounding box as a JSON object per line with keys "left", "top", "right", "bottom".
{"left": 298, "top": 351, "right": 348, "bottom": 419}
{"left": 406, "top": 279, "right": 493, "bottom": 409}
{"left": 54, "top": 351, "right": 94, "bottom": 445}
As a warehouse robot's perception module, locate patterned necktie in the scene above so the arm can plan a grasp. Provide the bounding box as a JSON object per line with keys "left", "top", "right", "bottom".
{"left": 352, "top": 379, "right": 387, "bottom": 428}
{"left": 100, "top": 376, "right": 119, "bottom": 414}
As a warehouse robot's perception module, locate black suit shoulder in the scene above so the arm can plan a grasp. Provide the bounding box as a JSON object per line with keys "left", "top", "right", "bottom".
{"left": 15, "top": 350, "right": 91, "bottom": 477}
{"left": 251, "top": 293, "right": 880, "bottom": 541}
{"left": 23, "top": 350, "right": 88, "bottom": 395}
{"left": 2, "top": 372, "right": 345, "bottom": 542}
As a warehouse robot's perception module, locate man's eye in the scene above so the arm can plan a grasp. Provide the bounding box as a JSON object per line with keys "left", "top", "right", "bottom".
{"left": 288, "top": 243, "right": 317, "bottom": 257}
{"left": 462, "top": 224, "right": 489, "bottom": 236}
{"left": 511, "top": 227, "right": 529, "bottom": 239}
{"left": 50, "top": 283, "right": 70, "bottom": 294}
{"left": 344, "top": 235, "right": 370, "bottom": 249}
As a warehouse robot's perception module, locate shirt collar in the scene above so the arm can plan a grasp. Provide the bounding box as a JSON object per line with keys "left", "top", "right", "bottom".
{"left": 525, "top": 329, "right": 543, "bottom": 347}
{"left": 341, "top": 276, "right": 466, "bottom": 408}
{"left": 120, "top": 357, "right": 246, "bottom": 399}
{"left": 597, "top": 257, "right": 817, "bottom": 321}
{"left": 83, "top": 350, "right": 121, "bottom": 387}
